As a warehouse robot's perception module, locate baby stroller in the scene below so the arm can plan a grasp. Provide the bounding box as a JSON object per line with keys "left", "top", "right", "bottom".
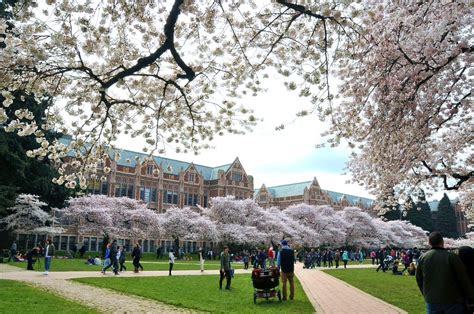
{"left": 303, "top": 254, "right": 313, "bottom": 269}
{"left": 381, "top": 255, "right": 394, "bottom": 272}
{"left": 252, "top": 267, "right": 282, "bottom": 304}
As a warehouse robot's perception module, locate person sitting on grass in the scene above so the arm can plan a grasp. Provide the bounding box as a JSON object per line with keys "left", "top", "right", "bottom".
{"left": 85, "top": 256, "right": 95, "bottom": 265}
{"left": 13, "top": 253, "right": 25, "bottom": 262}
{"left": 392, "top": 260, "right": 403, "bottom": 275}
{"left": 407, "top": 262, "right": 416, "bottom": 276}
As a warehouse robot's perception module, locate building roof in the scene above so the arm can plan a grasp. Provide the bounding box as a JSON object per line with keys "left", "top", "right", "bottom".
{"left": 255, "top": 181, "right": 374, "bottom": 208}
{"left": 59, "top": 136, "right": 232, "bottom": 180}
{"left": 428, "top": 201, "right": 439, "bottom": 212}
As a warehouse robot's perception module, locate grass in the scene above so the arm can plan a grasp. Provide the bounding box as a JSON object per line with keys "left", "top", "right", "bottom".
{"left": 74, "top": 274, "right": 314, "bottom": 313}
{"left": 323, "top": 268, "right": 425, "bottom": 314}
{"left": 0, "top": 280, "right": 99, "bottom": 314}
{"left": 8, "top": 258, "right": 244, "bottom": 272}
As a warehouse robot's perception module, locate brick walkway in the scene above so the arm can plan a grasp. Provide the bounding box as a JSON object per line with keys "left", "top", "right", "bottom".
{"left": 294, "top": 263, "right": 407, "bottom": 314}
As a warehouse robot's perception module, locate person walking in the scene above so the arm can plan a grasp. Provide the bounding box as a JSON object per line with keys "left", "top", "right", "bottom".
{"left": 219, "top": 246, "right": 232, "bottom": 290}
{"left": 243, "top": 252, "right": 249, "bottom": 270}
{"left": 334, "top": 250, "right": 340, "bottom": 268}
{"left": 370, "top": 250, "right": 376, "bottom": 265}
{"left": 416, "top": 232, "right": 474, "bottom": 314}
{"left": 43, "top": 239, "right": 55, "bottom": 275}
{"left": 132, "top": 243, "right": 143, "bottom": 273}
{"left": 342, "top": 250, "right": 349, "bottom": 269}
{"left": 169, "top": 249, "right": 175, "bottom": 276}
{"left": 101, "top": 242, "right": 112, "bottom": 274}
{"left": 8, "top": 241, "right": 17, "bottom": 262}
{"left": 277, "top": 240, "right": 295, "bottom": 301}
{"left": 199, "top": 248, "right": 205, "bottom": 273}
{"left": 110, "top": 240, "right": 119, "bottom": 275}
{"left": 358, "top": 250, "right": 364, "bottom": 264}
{"left": 118, "top": 246, "right": 126, "bottom": 272}
{"left": 327, "top": 250, "right": 334, "bottom": 268}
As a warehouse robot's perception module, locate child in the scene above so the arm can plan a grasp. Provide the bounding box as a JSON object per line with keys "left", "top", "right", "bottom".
{"left": 392, "top": 260, "right": 403, "bottom": 275}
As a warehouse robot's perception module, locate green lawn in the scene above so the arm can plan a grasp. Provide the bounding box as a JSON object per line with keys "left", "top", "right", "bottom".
{"left": 0, "top": 280, "right": 98, "bottom": 314}
{"left": 323, "top": 268, "right": 425, "bottom": 314}
{"left": 74, "top": 274, "right": 314, "bottom": 313}
{"left": 8, "top": 258, "right": 244, "bottom": 272}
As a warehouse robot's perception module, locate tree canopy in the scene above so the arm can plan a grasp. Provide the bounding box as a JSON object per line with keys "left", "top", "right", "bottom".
{"left": 0, "top": 1, "right": 472, "bottom": 217}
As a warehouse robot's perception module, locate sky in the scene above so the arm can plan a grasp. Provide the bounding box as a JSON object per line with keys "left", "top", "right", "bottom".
{"left": 116, "top": 76, "right": 375, "bottom": 199}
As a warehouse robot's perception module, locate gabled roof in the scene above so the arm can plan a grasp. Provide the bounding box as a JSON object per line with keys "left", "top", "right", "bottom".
{"left": 59, "top": 136, "right": 233, "bottom": 180}
{"left": 255, "top": 180, "right": 374, "bottom": 208}
{"left": 255, "top": 181, "right": 312, "bottom": 199}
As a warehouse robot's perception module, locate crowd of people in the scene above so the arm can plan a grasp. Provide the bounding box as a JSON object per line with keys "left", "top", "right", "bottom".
{"left": 6, "top": 232, "right": 474, "bottom": 312}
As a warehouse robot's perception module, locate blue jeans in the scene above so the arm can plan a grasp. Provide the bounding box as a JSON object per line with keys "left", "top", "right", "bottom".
{"left": 426, "top": 303, "right": 466, "bottom": 314}
{"left": 45, "top": 256, "right": 52, "bottom": 271}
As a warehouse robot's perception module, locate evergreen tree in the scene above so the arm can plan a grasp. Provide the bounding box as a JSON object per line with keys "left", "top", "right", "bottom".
{"left": 379, "top": 189, "right": 403, "bottom": 221}
{"left": 0, "top": 91, "right": 71, "bottom": 217}
{"left": 435, "top": 194, "right": 459, "bottom": 238}
{"left": 406, "top": 190, "right": 433, "bottom": 232}
{"left": 381, "top": 204, "right": 403, "bottom": 221}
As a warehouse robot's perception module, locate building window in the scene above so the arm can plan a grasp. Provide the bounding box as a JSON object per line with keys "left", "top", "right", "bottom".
{"left": 260, "top": 194, "right": 267, "bottom": 202}
{"left": 203, "top": 195, "right": 208, "bottom": 208}
{"left": 185, "top": 193, "right": 199, "bottom": 206}
{"left": 164, "top": 190, "right": 179, "bottom": 204}
{"left": 140, "top": 186, "right": 157, "bottom": 203}
{"left": 146, "top": 165, "right": 154, "bottom": 176}
{"left": 232, "top": 172, "right": 242, "bottom": 182}
{"left": 115, "top": 181, "right": 135, "bottom": 198}
{"left": 88, "top": 179, "right": 109, "bottom": 195}
{"left": 189, "top": 173, "right": 195, "bottom": 183}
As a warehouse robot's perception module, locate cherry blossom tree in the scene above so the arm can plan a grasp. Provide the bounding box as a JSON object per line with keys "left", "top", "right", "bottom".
{"left": 381, "top": 219, "right": 427, "bottom": 249}
{"left": 0, "top": 0, "right": 359, "bottom": 188}
{"left": 0, "top": 194, "right": 63, "bottom": 234}
{"left": 60, "top": 194, "right": 161, "bottom": 239}
{"left": 283, "top": 203, "right": 346, "bottom": 247}
{"left": 337, "top": 207, "right": 384, "bottom": 248}
{"left": 161, "top": 206, "right": 217, "bottom": 250}
{"left": 1, "top": 1, "right": 471, "bottom": 222}
{"left": 333, "top": 1, "right": 473, "bottom": 207}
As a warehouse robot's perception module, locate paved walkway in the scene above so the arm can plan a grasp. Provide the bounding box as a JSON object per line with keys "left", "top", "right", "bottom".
{"left": 294, "top": 263, "right": 407, "bottom": 314}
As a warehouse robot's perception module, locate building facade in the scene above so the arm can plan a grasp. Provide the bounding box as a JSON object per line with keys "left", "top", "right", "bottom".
{"left": 429, "top": 200, "right": 470, "bottom": 237}
{"left": 254, "top": 177, "right": 375, "bottom": 211}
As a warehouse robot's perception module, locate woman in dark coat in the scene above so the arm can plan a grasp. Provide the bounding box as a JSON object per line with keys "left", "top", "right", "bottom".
{"left": 132, "top": 243, "right": 143, "bottom": 273}
{"left": 458, "top": 246, "right": 474, "bottom": 313}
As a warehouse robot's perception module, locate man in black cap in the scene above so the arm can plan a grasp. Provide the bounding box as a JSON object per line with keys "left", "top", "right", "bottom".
{"left": 277, "top": 239, "right": 295, "bottom": 301}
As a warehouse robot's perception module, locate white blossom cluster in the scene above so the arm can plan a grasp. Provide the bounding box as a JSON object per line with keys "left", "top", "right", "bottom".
{"left": 1, "top": 0, "right": 471, "bottom": 221}
{"left": 0, "top": 194, "right": 64, "bottom": 234}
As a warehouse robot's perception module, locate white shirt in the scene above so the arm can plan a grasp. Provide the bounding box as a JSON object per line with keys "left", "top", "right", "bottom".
{"left": 45, "top": 245, "right": 50, "bottom": 257}
{"left": 169, "top": 252, "right": 175, "bottom": 263}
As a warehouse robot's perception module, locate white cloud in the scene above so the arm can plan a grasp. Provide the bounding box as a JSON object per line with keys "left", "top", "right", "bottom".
{"left": 115, "top": 76, "right": 374, "bottom": 198}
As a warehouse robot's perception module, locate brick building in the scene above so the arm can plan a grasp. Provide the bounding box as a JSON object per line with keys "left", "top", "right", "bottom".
{"left": 430, "top": 200, "right": 470, "bottom": 237}
{"left": 254, "top": 177, "right": 374, "bottom": 211}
